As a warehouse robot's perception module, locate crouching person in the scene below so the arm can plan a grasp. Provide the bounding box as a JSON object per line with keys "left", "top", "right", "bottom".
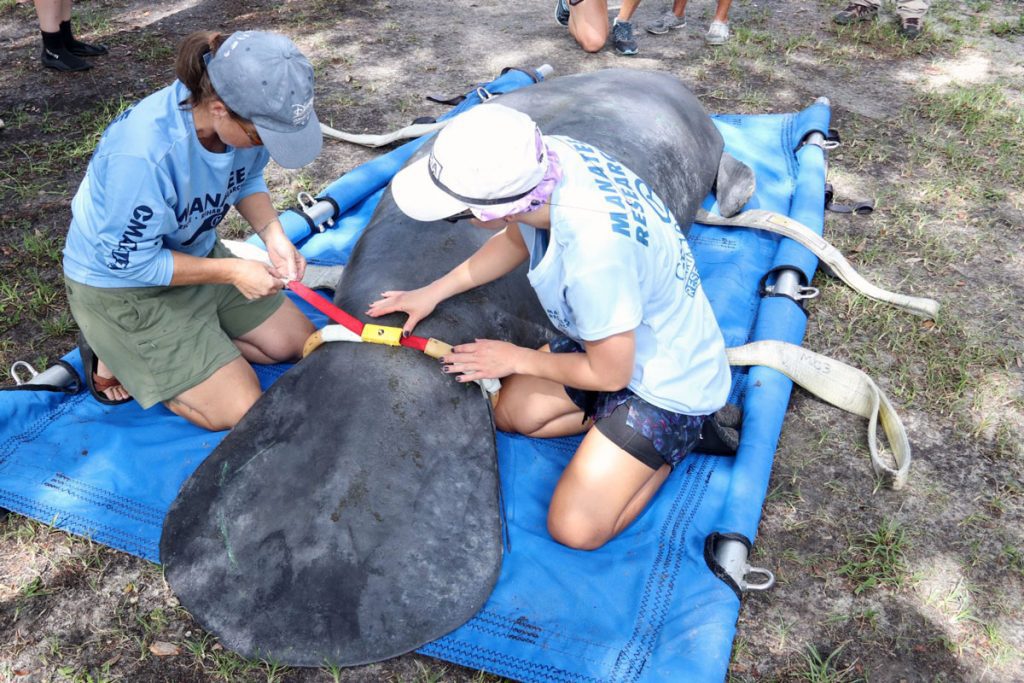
{"left": 63, "top": 30, "right": 321, "bottom": 430}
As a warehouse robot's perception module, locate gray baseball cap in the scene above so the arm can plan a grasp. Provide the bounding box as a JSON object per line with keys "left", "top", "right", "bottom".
{"left": 208, "top": 31, "right": 321, "bottom": 169}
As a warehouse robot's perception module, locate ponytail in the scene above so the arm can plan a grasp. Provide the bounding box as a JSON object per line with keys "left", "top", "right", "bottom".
{"left": 175, "top": 31, "right": 226, "bottom": 107}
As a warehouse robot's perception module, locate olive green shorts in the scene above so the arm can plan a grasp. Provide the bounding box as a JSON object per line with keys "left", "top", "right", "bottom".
{"left": 65, "top": 241, "right": 284, "bottom": 409}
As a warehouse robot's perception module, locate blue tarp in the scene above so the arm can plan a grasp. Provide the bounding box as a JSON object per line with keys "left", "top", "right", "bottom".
{"left": 0, "top": 69, "right": 829, "bottom": 682}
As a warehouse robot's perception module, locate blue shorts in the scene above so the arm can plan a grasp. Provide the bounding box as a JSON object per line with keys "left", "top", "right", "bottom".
{"left": 549, "top": 336, "right": 708, "bottom": 469}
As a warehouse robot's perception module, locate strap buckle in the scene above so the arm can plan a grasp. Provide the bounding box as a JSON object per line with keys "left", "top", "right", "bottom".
{"left": 361, "top": 324, "right": 404, "bottom": 346}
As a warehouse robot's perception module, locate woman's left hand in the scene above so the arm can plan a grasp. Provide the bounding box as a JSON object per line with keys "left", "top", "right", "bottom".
{"left": 441, "top": 339, "right": 529, "bottom": 382}
{"left": 263, "top": 230, "right": 307, "bottom": 283}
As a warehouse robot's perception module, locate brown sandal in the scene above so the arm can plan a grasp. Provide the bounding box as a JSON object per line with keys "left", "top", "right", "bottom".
{"left": 78, "top": 332, "right": 132, "bottom": 406}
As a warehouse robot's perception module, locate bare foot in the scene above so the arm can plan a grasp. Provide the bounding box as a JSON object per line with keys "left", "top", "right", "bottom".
{"left": 95, "top": 358, "right": 131, "bottom": 402}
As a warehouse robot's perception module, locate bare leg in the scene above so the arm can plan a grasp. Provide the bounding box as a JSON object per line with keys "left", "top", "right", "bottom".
{"left": 491, "top": 346, "right": 672, "bottom": 549}
{"left": 548, "top": 427, "right": 671, "bottom": 550}
{"left": 714, "top": 0, "right": 732, "bottom": 23}
{"left": 232, "top": 298, "right": 314, "bottom": 365}
{"left": 492, "top": 344, "right": 590, "bottom": 438}
{"left": 494, "top": 372, "right": 589, "bottom": 438}
{"left": 614, "top": 0, "right": 643, "bottom": 22}
{"left": 164, "top": 356, "right": 262, "bottom": 431}
{"left": 32, "top": 0, "right": 61, "bottom": 31}
{"left": 165, "top": 299, "right": 311, "bottom": 430}
{"left": 568, "top": 0, "right": 610, "bottom": 52}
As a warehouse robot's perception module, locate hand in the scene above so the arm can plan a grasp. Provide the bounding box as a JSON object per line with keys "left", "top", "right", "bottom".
{"left": 440, "top": 339, "right": 529, "bottom": 382}
{"left": 231, "top": 259, "right": 285, "bottom": 300}
{"left": 366, "top": 287, "right": 440, "bottom": 336}
{"left": 263, "top": 230, "right": 306, "bottom": 282}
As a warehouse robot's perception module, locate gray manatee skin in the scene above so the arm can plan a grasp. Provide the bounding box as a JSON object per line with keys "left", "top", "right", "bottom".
{"left": 160, "top": 69, "right": 724, "bottom": 668}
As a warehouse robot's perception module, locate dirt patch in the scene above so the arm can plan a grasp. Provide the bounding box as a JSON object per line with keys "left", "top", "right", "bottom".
{"left": 2, "top": 0, "right": 1023, "bottom": 681}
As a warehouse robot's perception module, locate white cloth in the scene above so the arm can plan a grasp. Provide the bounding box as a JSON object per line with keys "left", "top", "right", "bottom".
{"left": 519, "top": 136, "right": 731, "bottom": 415}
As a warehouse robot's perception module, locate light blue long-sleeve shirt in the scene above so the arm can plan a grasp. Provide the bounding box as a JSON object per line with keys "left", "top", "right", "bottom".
{"left": 63, "top": 80, "right": 270, "bottom": 288}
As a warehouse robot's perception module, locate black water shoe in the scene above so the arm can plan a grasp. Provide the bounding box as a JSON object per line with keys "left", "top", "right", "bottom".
{"left": 41, "top": 46, "right": 92, "bottom": 72}
{"left": 60, "top": 19, "right": 108, "bottom": 56}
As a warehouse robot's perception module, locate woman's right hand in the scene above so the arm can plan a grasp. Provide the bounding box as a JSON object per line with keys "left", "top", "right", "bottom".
{"left": 232, "top": 259, "right": 285, "bottom": 300}
{"left": 366, "top": 287, "right": 439, "bottom": 336}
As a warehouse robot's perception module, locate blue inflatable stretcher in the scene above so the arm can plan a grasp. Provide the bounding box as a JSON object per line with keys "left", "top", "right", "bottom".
{"left": 0, "top": 67, "right": 830, "bottom": 682}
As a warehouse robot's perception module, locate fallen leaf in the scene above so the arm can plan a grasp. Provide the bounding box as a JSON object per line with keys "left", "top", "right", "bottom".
{"left": 149, "top": 641, "right": 180, "bottom": 657}
{"left": 921, "top": 320, "right": 935, "bottom": 330}
{"left": 212, "top": 642, "right": 224, "bottom": 651}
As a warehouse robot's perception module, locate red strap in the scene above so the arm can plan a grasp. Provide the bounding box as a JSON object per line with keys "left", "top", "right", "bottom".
{"left": 287, "top": 281, "right": 432, "bottom": 353}
{"left": 287, "top": 281, "right": 364, "bottom": 335}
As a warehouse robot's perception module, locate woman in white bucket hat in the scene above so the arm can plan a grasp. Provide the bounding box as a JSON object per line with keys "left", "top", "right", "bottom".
{"left": 369, "top": 104, "right": 731, "bottom": 550}
{"left": 63, "top": 30, "right": 321, "bottom": 430}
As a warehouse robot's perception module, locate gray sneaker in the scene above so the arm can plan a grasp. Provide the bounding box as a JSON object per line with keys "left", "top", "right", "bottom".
{"left": 555, "top": 0, "right": 570, "bottom": 27}
{"left": 612, "top": 19, "right": 639, "bottom": 55}
{"left": 705, "top": 20, "right": 730, "bottom": 45}
{"left": 645, "top": 12, "right": 686, "bottom": 35}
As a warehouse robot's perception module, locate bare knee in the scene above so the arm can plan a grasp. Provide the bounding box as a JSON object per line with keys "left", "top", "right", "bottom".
{"left": 165, "top": 360, "right": 262, "bottom": 431}
{"left": 547, "top": 511, "right": 613, "bottom": 550}
{"left": 166, "top": 391, "right": 257, "bottom": 431}
{"left": 259, "top": 319, "right": 314, "bottom": 363}
{"left": 570, "top": 18, "right": 609, "bottom": 53}
{"left": 575, "top": 30, "right": 607, "bottom": 53}
{"left": 494, "top": 399, "right": 523, "bottom": 433}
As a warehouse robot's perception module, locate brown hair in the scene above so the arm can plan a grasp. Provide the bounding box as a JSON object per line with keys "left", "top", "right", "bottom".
{"left": 174, "top": 31, "right": 227, "bottom": 107}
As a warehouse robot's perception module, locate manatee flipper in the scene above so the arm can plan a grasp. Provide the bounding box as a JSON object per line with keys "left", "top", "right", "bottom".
{"left": 714, "top": 152, "right": 756, "bottom": 217}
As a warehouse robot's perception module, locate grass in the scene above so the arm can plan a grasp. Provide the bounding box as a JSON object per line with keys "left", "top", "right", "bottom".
{"left": 798, "top": 643, "right": 864, "bottom": 683}
{"left": 837, "top": 519, "right": 912, "bottom": 594}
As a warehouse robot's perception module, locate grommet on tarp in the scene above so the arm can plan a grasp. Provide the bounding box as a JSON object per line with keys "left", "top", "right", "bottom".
{"left": 704, "top": 533, "right": 776, "bottom": 599}
{"left": 759, "top": 266, "right": 819, "bottom": 311}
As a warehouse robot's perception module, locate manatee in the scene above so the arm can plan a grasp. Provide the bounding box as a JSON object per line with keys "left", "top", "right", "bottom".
{"left": 160, "top": 68, "right": 752, "bottom": 667}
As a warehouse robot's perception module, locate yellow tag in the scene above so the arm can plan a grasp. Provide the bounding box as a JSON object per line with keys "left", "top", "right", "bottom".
{"left": 361, "top": 324, "right": 404, "bottom": 346}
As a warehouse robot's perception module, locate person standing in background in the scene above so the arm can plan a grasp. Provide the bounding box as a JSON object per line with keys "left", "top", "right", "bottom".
{"left": 643, "top": 0, "right": 735, "bottom": 45}
{"left": 833, "top": 0, "right": 929, "bottom": 39}
{"left": 33, "top": 0, "right": 107, "bottom": 72}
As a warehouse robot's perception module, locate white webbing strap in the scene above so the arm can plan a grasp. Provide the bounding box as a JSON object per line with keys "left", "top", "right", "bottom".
{"left": 320, "top": 120, "right": 450, "bottom": 148}
{"left": 221, "top": 239, "right": 344, "bottom": 291}
{"left": 696, "top": 209, "right": 940, "bottom": 319}
{"left": 727, "top": 340, "right": 911, "bottom": 489}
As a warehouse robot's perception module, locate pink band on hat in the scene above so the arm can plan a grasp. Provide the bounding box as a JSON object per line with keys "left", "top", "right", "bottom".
{"left": 474, "top": 140, "right": 563, "bottom": 221}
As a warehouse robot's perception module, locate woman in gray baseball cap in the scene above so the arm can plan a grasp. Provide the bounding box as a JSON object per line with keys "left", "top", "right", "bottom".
{"left": 62, "top": 30, "right": 322, "bottom": 430}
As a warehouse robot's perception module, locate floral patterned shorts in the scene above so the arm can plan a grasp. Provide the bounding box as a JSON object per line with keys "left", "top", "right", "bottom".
{"left": 549, "top": 336, "right": 708, "bottom": 469}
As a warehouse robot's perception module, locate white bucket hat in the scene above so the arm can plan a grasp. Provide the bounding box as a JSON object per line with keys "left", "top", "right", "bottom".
{"left": 391, "top": 104, "right": 548, "bottom": 222}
